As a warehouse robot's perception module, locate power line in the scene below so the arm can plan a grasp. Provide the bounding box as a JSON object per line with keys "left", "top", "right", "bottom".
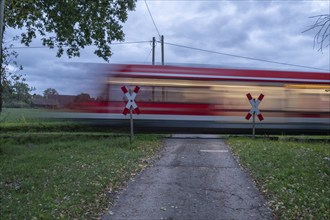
{"left": 144, "top": 0, "right": 161, "bottom": 37}
{"left": 8, "top": 41, "right": 152, "bottom": 49}
{"left": 8, "top": 46, "right": 48, "bottom": 49}
{"left": 112, "top": 40, "right": 152, "bottom": 45}
{"left": 144, "top": 48, "right": 153, "bottom": 64}
{"left": 164, "top": 42, "right": 329, "bottom": 71}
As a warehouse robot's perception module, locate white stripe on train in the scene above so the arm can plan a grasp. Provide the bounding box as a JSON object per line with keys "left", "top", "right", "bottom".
{"left": 43, "top": 112, "right": 329, "bottom": 124}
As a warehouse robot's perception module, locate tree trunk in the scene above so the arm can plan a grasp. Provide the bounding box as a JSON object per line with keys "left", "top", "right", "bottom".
{"left": 0, "top": 0, "right": 6, "bottom": 113}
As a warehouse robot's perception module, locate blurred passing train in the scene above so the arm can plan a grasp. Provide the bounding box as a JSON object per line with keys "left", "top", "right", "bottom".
{"left": 73, "top": 64, "right": 330, "bottom": 134}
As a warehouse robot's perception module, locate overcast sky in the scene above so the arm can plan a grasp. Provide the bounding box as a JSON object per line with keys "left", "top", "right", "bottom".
{"left": 5, "top": 0, "right": 330, "bottom": 97}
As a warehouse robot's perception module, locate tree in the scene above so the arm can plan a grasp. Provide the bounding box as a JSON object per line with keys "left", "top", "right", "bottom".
{"left": 3, "top": 80, "right": 35, "bottom": 107}
{"left": 5, "top": 0, "right": 137, "bottom": 61}
{"left": 1, "top": 41, "right": 35, "bottom": 108}
{"left": 43, "top": 88, "right": 59, "bottom": 97}
{"left": 74, "top": 93, "right": 92, "bottom": 103}
{"left": 1, "top": 42, "right": 37, "bottom": 110}
{"left": 303, "top": 14, "right": 330, "bottom": 52}
{"left": 1, "top": 0, "right": 136, "bottom": 112}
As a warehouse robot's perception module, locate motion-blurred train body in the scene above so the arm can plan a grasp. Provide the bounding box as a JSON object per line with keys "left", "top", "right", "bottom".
{"left": 74, "top": 64, "right": 330, "bottom": 134}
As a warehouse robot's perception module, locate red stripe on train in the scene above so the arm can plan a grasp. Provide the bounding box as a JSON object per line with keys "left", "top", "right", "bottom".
{"left": 73, "top": 101, "right": 330, "bottom": 118}
{"left": 116, "top": 64, "right": 330, "bottom": 81}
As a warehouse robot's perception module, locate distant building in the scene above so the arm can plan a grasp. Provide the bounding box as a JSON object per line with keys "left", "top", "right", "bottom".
{"left": 47, "top": 94, "right": 76, "bottom": 108}
{"left": 31, "top": 97, "right": 58, "bottom": 109}
{"left": 32, "top": 94, "right": 76, "bottom": 109}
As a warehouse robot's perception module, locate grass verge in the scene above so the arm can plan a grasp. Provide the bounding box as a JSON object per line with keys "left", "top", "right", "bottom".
{"left": 0, "top": 108, "right": 131, "bottom": 133}
{"left": 0, "top": 108, "right": 45, "bottom": 123}
{"left": 0, "top": 132, "right": 163, "bottom": 219}
{"left": 0, "top": 108, "right": 78, "bottom": 133}
{"left": 228, "top": 137, "right": 330, "bottom": 219}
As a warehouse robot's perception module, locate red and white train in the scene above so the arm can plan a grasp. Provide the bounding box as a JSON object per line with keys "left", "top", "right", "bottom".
{"left": 73, "top": 64, "right": 330, "bottom": 134}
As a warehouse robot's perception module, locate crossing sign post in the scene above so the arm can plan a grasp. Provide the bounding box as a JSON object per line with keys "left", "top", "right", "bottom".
{"left": 245, "top": 93, "right": 264, "bottom": 138}
{"left": 121, "top": 86, "right": 140, "bottom": 143}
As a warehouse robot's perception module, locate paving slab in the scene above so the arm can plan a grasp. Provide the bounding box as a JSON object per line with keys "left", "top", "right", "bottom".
{"left": 102, "top": 135, "right": 273, "bottom": 220}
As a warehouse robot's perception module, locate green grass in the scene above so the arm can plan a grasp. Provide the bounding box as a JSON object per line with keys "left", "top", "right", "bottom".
{"left": 0, "top": 132, "right": 163, "bottom": 219}
{"left": 0, "top": 108, "right": 74, "bottom": 133}
{"left": 228, "top": 137, "right": 330, "bottom": 219}
{"left": 0, "top": 108, "right": 122, "bottom": 133}
{"left": 0, "top": 108, "right": 46, "bottom": 123}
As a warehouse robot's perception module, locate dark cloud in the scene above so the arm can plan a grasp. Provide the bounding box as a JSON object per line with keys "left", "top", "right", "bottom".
{"left": 5, "top": 0, "right": 330, "bottom": 95}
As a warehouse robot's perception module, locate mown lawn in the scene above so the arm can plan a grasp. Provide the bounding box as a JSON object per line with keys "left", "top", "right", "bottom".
{"left": 0, "top": 108, "right": 121, "bottom": 133}
{"left": 228, "top": 138, "right": 330, "bottom": 219}
{"left": 0, "top": 108, "right": 45, "bottom": 123}
{"left": 0, "top": 132, "right": 163, "bottom": 219}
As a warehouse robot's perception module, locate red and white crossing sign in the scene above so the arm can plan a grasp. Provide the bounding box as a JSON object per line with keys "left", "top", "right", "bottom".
{"left": 121, "top": 86, "right": 140, "bottom": 115}
{"left": 245, "top": 93, "right": 264, "bottom": 121}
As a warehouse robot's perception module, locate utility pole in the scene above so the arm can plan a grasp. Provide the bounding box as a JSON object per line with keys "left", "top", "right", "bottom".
{"left": 161, "top": 35, "right": 165, "bottom": 101}
{"left": 151, "top": 37, "right": 155, "bottom": 101}
{"left": 0, "top": 0, "right": 6, "bottom": 113}
{"left": 161, "top": 35, "right": 164, "bottom": 65}
{"left": 152, "top": 37, "right": 155, "bottom": 65}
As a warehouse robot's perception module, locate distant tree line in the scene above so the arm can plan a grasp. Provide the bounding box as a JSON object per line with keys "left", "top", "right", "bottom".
{"left": 1, "top": 44, "right": 35, "bottom": 108}
{"left": 3, "top": 85, "right": 95, "bottom": 109}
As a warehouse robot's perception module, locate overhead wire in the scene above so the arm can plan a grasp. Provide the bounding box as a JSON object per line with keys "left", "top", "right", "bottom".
{"left": 164, "top": 42, "right": 329, "bottom": 71}
{"left": 8, "top": 41, "right": 152, "bottom": 49}
{"left": 112, "top": 40, "right": 152, "bottom": 45}
{"left": 5, "top": 36, "right": 328, "bottom": 71}
{"left": 144, "top": 0, "right": 161, "bottom": 37}
{"left": 143, "top": 48, "right": 153, "bottom": 64}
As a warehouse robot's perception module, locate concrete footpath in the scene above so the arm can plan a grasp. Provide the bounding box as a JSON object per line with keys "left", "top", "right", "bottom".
{"left": 102, "top": 134, "right": 273, "bottom": 220}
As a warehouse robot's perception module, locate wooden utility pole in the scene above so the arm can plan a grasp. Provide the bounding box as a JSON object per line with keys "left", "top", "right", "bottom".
{"left": 152, "top": 37, "right": 155, "bottom": 65}
{"left": 161, "top": 35, "right": 164, "bottom": 65}
{"left": 161, "top": 35, "right": 165, "bottom": 101}
{"left": 151, "top": 37, "right": 155, "bottom": 101}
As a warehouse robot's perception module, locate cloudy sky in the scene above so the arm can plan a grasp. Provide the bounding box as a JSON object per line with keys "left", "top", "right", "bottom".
{"left": 5, "top": 0, "right": 330, "bottom": 97}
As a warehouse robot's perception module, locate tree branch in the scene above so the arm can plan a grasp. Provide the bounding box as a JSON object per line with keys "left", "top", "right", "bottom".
{"left": 303, "top": 14, "right": 330, "bottom": 52}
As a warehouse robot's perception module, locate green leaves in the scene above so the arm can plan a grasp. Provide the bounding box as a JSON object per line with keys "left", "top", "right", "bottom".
{"left": 43, "top": 88, "right": 58, "bottom": 96}
{"left": 1, "top": 47, "right": 35, "bottom": 108}
{"left": 5, "top": 0, "right": 137, "bottom": 61}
